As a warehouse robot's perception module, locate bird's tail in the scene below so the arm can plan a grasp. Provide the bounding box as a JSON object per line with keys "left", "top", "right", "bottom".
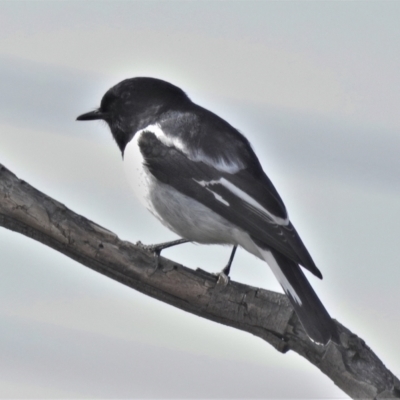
{"left": 253, "top": 240, "right": 339, "bottom": 345}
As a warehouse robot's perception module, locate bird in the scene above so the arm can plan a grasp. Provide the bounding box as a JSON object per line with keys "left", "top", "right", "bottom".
{"left": 77, "top": 77, "right": 339, "bottom": 345}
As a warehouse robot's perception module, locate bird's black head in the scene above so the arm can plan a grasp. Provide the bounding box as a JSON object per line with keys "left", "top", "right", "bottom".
{"left": 76, "top": 77, "right": 190, "bottom": 154}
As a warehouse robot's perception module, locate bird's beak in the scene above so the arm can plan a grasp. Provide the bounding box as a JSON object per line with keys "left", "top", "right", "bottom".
{"left": 76, "top": 109, "right": 105, "bottom": 121}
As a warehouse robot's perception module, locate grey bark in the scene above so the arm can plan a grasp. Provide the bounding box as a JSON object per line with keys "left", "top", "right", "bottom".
{"left": 0, "top": 163, "right": 399, "bottom": 399}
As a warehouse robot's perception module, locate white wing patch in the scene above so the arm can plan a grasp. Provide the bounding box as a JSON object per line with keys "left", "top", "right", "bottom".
{"left": 192, "top": 152, "right": 243, "bottom": 174}
{"left": 193, "top": 178, "right": 289, "bottom": 226}
{"left": 257, "top": 247, "right": 302, "bottom": 305}
{"left": 194, "top": 179, "right": 230, "bottom": 206}
{"left": 209, "top": 191, "right": 230, "bottom": 206}
{"left": 139, "top": 123, "right": 243, "bottom": 174}
{"left": 219, "top": 178, "right": 289, "bottom": 225}
{"left": 138, "top": 123, "right": 186, "bottom": 153}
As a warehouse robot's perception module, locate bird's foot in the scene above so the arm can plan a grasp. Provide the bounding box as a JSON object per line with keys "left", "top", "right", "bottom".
{"left": 212, "top": 265, "right": 231, "bottom": 286}
{"left": 211, "top": 246, "right": 236, "bottom": 286}
{"left": 136, "top": 239, "right": 189, "bottom": 272}
{"left": 215, "top": 270, "right": 230, "bottom": 286}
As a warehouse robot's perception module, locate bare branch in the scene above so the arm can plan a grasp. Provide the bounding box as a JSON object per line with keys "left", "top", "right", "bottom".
{"left": 0, "top": 163, "right": 399, "bottom": 399}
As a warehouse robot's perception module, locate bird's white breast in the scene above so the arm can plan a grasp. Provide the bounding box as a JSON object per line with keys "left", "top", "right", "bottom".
{"left": 123, "top": 130, "right": 160, "bottom": 218}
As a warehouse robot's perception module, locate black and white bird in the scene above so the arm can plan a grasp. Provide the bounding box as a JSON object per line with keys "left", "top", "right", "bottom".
{"left": 77, "top": 77, "right": 339, "bottom": 345}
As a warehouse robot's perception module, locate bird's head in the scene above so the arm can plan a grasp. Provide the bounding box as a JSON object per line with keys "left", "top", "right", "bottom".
{"left": 76, "top": 77, "right": 189, "bottom": 154}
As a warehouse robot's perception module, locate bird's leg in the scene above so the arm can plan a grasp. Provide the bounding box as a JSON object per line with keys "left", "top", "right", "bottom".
{"left": 136, "top": 238, "right": 189, "bottom": 270}
{"left": 216, "top": 245, "right": 237, "bottom": 286}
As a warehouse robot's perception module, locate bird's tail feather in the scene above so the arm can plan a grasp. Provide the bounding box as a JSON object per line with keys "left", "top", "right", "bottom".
{"left": 254, "top": 240, "right": 339, "bottom": 345}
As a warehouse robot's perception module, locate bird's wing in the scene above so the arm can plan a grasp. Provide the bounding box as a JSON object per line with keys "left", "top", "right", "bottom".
{"left": 139, "top": 130, "right": 321, "bottom": 278}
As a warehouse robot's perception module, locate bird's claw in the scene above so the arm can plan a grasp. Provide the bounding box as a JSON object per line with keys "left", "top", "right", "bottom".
{"left": 136, "top": 241, "right": 158, "bottom": 253}
{"left": 136, "top": 241, "right": 162, "bottom": 273}
{"left": 213, "top": 271, "right": 230, "bottom": 286}
{"left": 136, "top": 239, "right": 189, "bottom": 274}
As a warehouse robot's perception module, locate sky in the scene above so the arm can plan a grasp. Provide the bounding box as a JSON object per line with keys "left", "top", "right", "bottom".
{"left": 0, "top": 1, "right": 400, "bottom": 398}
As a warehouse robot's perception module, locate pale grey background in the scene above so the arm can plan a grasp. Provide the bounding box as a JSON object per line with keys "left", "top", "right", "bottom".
{"left": 0, "top": 1, "right": 399, "bottom": 398}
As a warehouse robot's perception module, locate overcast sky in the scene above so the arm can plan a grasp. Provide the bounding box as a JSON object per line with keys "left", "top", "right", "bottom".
{"left": 1, "top": 1, "right": 400, "bottom": 398}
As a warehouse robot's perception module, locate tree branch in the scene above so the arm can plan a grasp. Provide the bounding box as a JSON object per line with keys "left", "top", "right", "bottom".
{"left": 0, "top": 163, "right": 399, "bottom": 399}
